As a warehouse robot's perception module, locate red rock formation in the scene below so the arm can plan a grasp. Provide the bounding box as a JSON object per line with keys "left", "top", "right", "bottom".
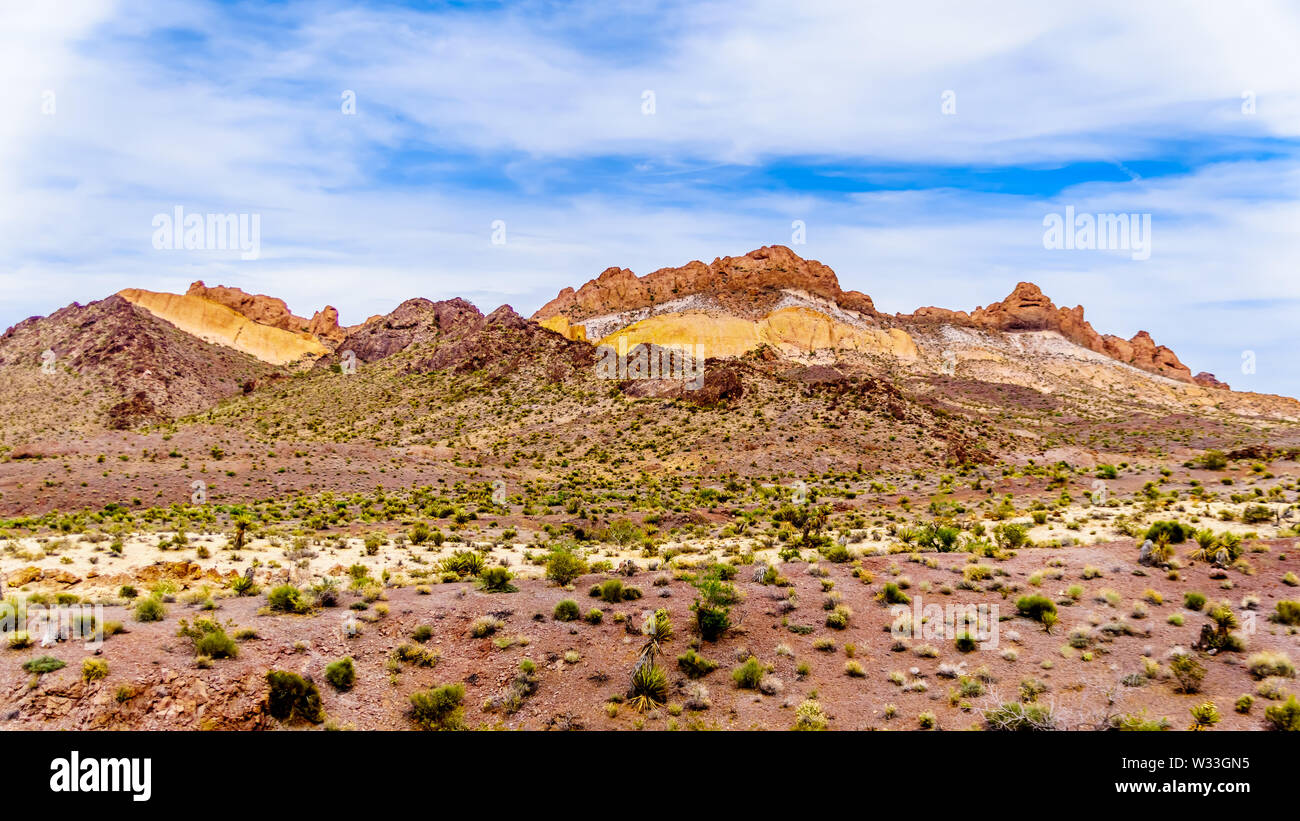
{"left": 904, "top": 281, "right": 1194, "bottom": 383}
{"left": 1194, "top": 372, "right": 1230, "bottom": 390}
{"left": 187, "top": 281, "right": 345, "bottom": 343}
{"left": 533, "top": 245, "right": 877, "bottom": 321}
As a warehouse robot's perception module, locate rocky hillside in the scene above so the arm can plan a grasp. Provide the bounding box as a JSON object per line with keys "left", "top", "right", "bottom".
{"left": 0, "top": 295, "right": 273, "bottom": 445}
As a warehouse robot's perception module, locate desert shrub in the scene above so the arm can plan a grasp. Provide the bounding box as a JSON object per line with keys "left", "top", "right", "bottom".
{"left": 793, "top": 699, "right": 829, "bottom": 730}
{"left": 732, "top": 656, "right": 766, "bottom": 690}
{"left": 1144, "top": 521, "right": 1191, "bottom": 544}
{"left": 230, "top": 575, "right": 257, "bottom": 596}
{"left": 264, "top": 670, "right": 324, "bottom": 724}
{"left": 691, "top": 569, "right": 739, "bottom": 641}
{"left": 477, "top": 566, "right": 517, "bottom": 593}
{"left": 677, "top": 649, "right": 717, "bottom": 678}
{"left": 1015, "top": 595, "right": 1057, "bottom": 623}
{"left": 1272, "top": 600, "right": 1300, "bottom": 626}
{"left": 7, "top": 632, "right": 32, "bottom": 649}
{"left": 880, "top": 582, "right": 910, "bottom": 605}
{"left": 410, "top": 684, "right": 465, "bottom": 730}
{"left": 984, "top": 702, "right": 1057, "bottom": 731}
{"left": 469, "top": 616, "right": 504, "bottom": 638}
{"left": 584, "top": 608, "right": 603, "bottom": 625}
{"left": 1184, "top": 591, "right": 1207, "bottom": 611}
{"left": 825, "top": 605, "right": 852, "bottom": 629}
{"left": 393, "top": 643, "right": 440, "bottom": 667}
{"left": 196, "top": 628, "right": 239, "bottom": 659}
{"left": 594, "top": 578, "right": 626, "bottom": 603}
{"left": 955, "top": 631, "right": 978, "bottom": 653}
{"left": 1109, "top": 711, "right": 1172, "bottom": 731}
{"left": 553, "top": 599, "right": 581, "bottom": 622}
{"left": 1170, "top": 653, "right": 1207, "bottom": 693}
{"left": 1264, "top": 695, "right": 1300, "bottom": 731}
{"left": 545, "top": 546, "right": 588, "bottom": 586}
{"left": 81, "top": 658, "right": 109, "bottom": 682}
{"left": 412, "top": 624, "right": 434, "bottom": 642}
{"left": 267, "top": 584, "right": 311, "bottom": 614}
{"left": 134, "top": 596, "right": 166, "bottom": 622}
{"left": 325, "top": 657, "right": 356, "bottom": 691}
{"left": 23, "top": 655, "right": 65, "bottom": 674}
{"left": 119, "top": 585, "right": 138, "bottom": 599}
{"left": 1246, "top": 651, "right": 1295, "bottom": 680}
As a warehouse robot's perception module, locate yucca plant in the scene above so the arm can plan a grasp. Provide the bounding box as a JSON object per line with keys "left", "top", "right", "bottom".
{"left": 628, "top": 609, "right": 672, "bottom": 711}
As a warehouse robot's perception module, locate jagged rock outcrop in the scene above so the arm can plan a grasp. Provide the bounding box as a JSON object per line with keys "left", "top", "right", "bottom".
{"left": 534, "top": 245, "right": 878, "bottom": 322}
{"left": 903, "top": 281, "right": 1194, "bottom": 382}
{"left": 187, "top": 281, "right": 346, "bottom": 344}
{"left": 1194, "top": 372, "right": 1230, "bottom": 390}
{"left": 119, "top": 288, "right": 329, "bottom": 365}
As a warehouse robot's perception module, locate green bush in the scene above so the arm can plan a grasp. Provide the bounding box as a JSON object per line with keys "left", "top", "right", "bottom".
{"left": 410, "top": 683, "right": 465, "bottom": 730}
{"left": 732, "top": 656, "right": 765, "bottom": 690}
{"left": 1272, "top": 600, "right": 1300, "bottom": 626}
{"left": 694, "top": 606, "right": 730, "bottom": 642}
{"left": 596, "top": 578, "right": 626, "bottom": 603}
{"left": 325, "top": 657, "right": 356, "bottom": 691}
{"left": 677, "top": 648, "right": 718, "bottom": 678}
{"left": 1170, "top": 653, "right": 1206, "bottom": 694}
{"left": 880, "top": 582, "right": 910, "bottom": 605}
{"left": 584, "top": 608, "right": 603, "bottom": 625}
{"left": 1264, "top": 695, "right": 1300, "bottom": 731}
{"left": 545, "top": 546, "right": 588, "bottom": 586}
{"left": 265, "top": 670, "right": 324, "bottom": 724}
{"left": 1143, "top": 521, "right": 1191, "bottom": 544}
{"left": 477, "top": 566, "right": 517, "bottom": 593}
{"left": 196, "top": 629, "right": 239, "bottom": 659}
{"left": 134, "top": 596, "right": 166, "bottom": 622}
{"left": 82, "top": 658, "right": 109, "bottom": 682}
{"left": 1184, "top": 592, "right": 1207, "bottom": 611}
{"left": 267, "top": 584, "right": 310, "bottom": 614}
{"left": 553, "top": 599, "right": 581, "bottom": 621}
{"left": 23, "top": 655, "right": 66, "bottom": 674}
{"left": 984, "top": 702, "right": 1057, "bottom": 731}
{"left": 1015, "top": 595, "right": 1057, "bottom": 623}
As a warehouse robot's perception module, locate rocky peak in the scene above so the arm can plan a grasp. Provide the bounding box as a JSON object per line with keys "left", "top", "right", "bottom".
{"left": 533, "top": 245, "right": 877, "bottom": 322}
{"left": 905, "top": 281, "right": 1195, "bottom": 383}
{"left": 187, "top": 281, "right": 345, "bottom": 343}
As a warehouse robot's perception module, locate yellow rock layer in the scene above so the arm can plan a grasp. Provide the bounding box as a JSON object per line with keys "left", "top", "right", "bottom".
{"left": 539, "top": 315, "right": 588, "bottom": 341}
{"left": 118, "top": 289, "right": 329, "bottom": 365}
{"left": 594, "top": 307, "right": 917, "bottom": 360}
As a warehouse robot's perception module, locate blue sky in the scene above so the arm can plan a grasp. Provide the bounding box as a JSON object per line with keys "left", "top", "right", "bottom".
{"left": 2, "top": 0, "right": 1300, "bottom": 395}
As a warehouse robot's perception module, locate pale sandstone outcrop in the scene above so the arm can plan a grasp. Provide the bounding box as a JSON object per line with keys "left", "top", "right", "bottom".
{"left": 118, "top": 288, "right": 329, "bottom": 365}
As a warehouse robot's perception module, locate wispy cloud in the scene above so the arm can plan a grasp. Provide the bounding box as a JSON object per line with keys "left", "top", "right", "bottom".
{"left": 1, "top": 0, "right": 1298, "bottom": 394}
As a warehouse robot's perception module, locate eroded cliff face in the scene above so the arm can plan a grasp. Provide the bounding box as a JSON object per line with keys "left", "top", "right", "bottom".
{"left": 117, "top": 289, "right": 329, "bottom": 366}
{"left": 533, "top": 249, "right": 1205, "bottom": 384}
{"left": 900, "top": 281, "right": 1195, "bottom": 383}
{"left": 534, "top": 245, "right": 878, "bottom": 322}
{"left": 186, "top": 281, "right": 347, "bottom": 344}
{"left": 592, "top": 307, "right": 916, "bottom": 360}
